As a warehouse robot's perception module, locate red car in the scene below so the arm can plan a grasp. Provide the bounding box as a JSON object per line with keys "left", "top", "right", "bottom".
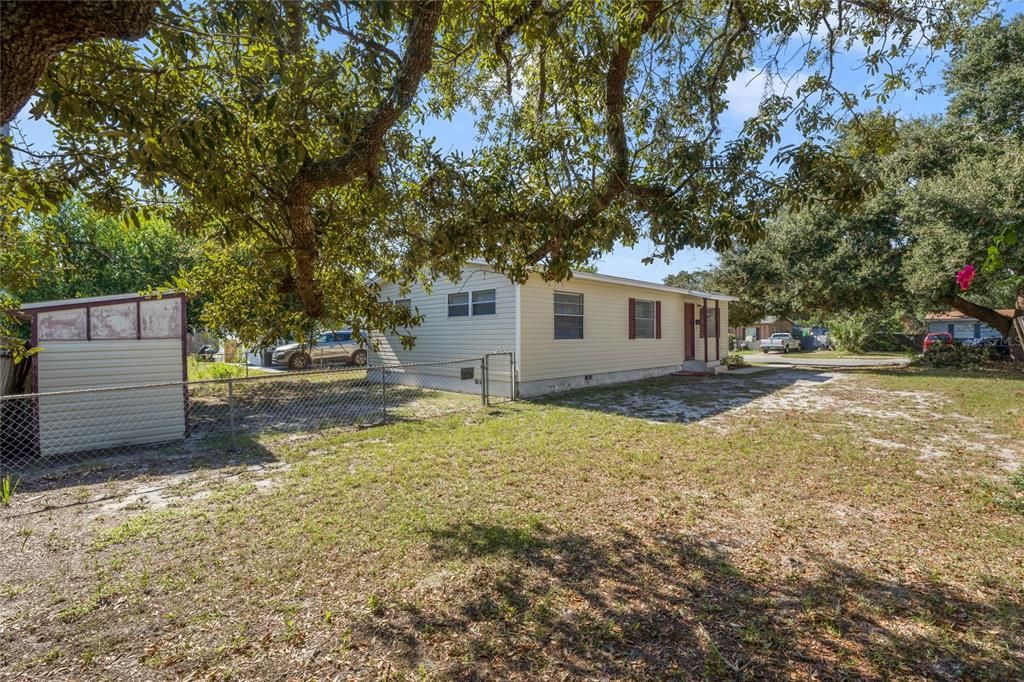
{"left": 923, "top": 332, "right": 954, "bottom": 352}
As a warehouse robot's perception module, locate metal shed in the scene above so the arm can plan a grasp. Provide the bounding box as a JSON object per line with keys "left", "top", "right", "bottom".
{"left": 16, "top": 292, "right": 188, "bottom": 457}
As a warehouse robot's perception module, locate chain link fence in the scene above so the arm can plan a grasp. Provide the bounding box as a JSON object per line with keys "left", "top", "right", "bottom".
{"left": 0, "top": 354, "right": 515, "bottom": 477}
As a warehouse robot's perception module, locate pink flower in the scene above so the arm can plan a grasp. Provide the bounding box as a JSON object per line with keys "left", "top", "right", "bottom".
{"left": 956, "top": 264, "right": 976, "bottom": 291}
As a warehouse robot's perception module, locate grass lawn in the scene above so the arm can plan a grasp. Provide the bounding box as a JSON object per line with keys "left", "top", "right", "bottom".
{"left": 2, "top": 367, "right": 1022, "bottom": 679}
{"left": 798, "top": 350, "right": 913, "bottom": 359}
{"left": 735, "top": 349, "right": 911, "bottom": 359}
{"left": 187, "top": 357, "right": 268, "bottom": 381}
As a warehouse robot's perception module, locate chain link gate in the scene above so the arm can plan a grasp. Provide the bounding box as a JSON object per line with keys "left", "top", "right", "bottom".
{"left": 482, "top": 352, "right": 516, "bottom": 406}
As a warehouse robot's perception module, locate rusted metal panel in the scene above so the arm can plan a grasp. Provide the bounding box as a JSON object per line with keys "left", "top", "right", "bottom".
{"left": 89, "top": 302, "right": 138, "bottom": 340}
{"left": 140, "top": 297, "right": 182, "bottom": 339}
{"left": 37, "top": 309, "right": 88, "bottom": 341}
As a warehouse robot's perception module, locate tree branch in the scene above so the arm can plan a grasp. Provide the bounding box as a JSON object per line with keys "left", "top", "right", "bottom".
{"left": 945, "top": 293, "right": 1013, "bottom": 337}
{"left": 526, "top": 0, "right": 661, "bottom": 265}
{"left": 283, "top": 0, "right": 443, "bottom": 316}
{"left": 494, "top": 0, "right": 543, "bottom": 96}
{"left": 0, "top": 0, "right": 158, "bottom": 124}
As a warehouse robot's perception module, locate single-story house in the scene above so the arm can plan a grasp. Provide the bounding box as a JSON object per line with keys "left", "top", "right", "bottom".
{"left": 370, "top": 262, "right": 737, "bottom": 397}
{"left": 924, "top": 309, "right": 1012, "bottom": 341}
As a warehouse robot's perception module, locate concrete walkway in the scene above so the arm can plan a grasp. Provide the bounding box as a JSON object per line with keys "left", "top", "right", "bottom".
{"left": 744, "top": 352, "right": 911, "bottom": 368}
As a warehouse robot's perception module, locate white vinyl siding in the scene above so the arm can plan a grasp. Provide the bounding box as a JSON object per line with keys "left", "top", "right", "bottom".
{"left": 520, "top": 276, "right": 706, "bottom": 383}
{"left": 370, "top": 264, "right": 516, "bottom": 366}
{"left": 35, "top": 338, "right": 185, "bottom": 455}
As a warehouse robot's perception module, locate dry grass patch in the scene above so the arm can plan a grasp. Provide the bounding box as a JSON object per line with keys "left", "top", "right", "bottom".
{"left": 1, "top": 368, "right": 1022, "bottom": 679}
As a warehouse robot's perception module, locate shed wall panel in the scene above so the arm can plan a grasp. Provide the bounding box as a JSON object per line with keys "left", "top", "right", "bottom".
{"left": 34, "top": 339, "right": 185, "bottom": 456}
{"left": 90, "top": 302, "right": 138, "bottom": 339}
{"left": 140, "top": 298, "right": 183, "bottom": 338}
{"left": 37, "top": 309, "right": 88, "bottom": 340}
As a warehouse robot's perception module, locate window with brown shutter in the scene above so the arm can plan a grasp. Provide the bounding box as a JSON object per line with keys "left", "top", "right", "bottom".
{"left": 655, "top": 301, "right": 662, "bottom": 339}
{"left": 632, "top": 299, "right": 656, "bottom": 339}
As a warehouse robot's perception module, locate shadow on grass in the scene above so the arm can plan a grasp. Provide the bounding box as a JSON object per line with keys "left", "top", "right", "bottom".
{"left": 10, "top": 434, "right": 277, "bottom": 495}
{"left": 860, "top": 365, "right": 1024, "bottom": 381}
{"left": 358, "top": 521, "right": 1023, "bottom": 679}
{"left": 535, "top": 368, "right": 835, "bottom": 425}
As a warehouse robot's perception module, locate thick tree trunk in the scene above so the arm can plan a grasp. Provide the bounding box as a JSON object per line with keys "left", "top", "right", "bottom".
{"left": 0, "top": 1, "right": 158, "bottom": 124}
{"left": 947, "top": 294, "right": 1013, "bottom": 336}
{"left": 281, "top": 0, "right": 442, "bottom": 318}
{"left": 1011, "top": 282, "right": 1024, "bottom": 362}
{"left": 284, "top": 183, "right": 325, "bottom": 319}
{"left": 948, "top": 292, "right": 1023, "bottom": 361}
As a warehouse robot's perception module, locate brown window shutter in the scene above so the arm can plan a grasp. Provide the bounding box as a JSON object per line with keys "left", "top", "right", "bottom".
{"left": 628, "top": 298, "right": 636, "bottom": 339}
{"left": 655, "top": 301, "right": 662, "bottom": 339}
{"left": 714, "top": 304, "right": 721, "bottom": 359}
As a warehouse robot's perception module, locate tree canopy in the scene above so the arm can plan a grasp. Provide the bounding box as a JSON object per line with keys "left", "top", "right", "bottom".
{"left": 2, "top": 0, "right": 984, "bottom": 346}
{"left": 1, "top": 199, "right": 200, "bottom": 338}
{"left": 697, "top": 14, "right": 1024, "bottom": 355}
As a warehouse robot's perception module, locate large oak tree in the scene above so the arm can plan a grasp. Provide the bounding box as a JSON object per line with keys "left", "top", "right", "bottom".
{"left": 702, "top": 15, "right": 1024, "bottom": 358}
{"left": 2, "top": 0, "right": 980, "bottom": 345}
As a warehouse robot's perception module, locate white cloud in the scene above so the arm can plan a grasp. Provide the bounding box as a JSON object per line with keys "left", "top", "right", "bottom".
{"left": 724, "top": 69, "right": 808, "bottom": 120}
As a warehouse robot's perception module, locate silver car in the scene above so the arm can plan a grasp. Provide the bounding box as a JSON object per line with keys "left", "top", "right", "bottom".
{"left": 272, "top": 331, "right": 368, "bottom": 370}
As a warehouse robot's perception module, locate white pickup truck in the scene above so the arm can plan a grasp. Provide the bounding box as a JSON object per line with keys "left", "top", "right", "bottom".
{"left": 760, "top": 332, "right": 802, "bottom": 353}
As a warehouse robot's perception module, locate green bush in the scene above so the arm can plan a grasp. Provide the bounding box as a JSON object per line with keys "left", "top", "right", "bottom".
{"left": 724, "top": 353, "right": 747, "bottom": 368}
{"left": 827, "top": 313, "right": 876, "bottom": 353}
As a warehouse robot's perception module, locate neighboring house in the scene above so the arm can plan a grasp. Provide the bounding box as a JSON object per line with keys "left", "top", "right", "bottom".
{"left": 924, "top": 309, "right": 1013, "bottom": 341}
{"left": 371, "top": 262, "right": 736, "bottom": 397}
{"left": 733, "top": 317, "right": 794, "bottom": 344}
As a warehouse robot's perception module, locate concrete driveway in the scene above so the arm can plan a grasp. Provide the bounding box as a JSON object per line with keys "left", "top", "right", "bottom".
{"left": 744, "top": 352, "right": 911, "bottom": 368}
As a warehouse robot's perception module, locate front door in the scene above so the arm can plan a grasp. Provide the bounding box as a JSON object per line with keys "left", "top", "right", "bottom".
{"left": 684, "top": 303, "right": 695, "bottom": 360}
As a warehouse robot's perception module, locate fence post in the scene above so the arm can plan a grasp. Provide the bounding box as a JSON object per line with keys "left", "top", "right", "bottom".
{"left": 381, "top": 366, "right": 387, "bottom": 423}
{"left": 227, "top": 378, "right": 236, "bottom": 450}
{"left": 481, "top": 355, "right": 488, "bottom": 407}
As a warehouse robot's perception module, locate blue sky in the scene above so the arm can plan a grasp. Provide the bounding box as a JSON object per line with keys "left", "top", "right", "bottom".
{"left": 11, "top": 2, "right": 1023, "bottom": 283}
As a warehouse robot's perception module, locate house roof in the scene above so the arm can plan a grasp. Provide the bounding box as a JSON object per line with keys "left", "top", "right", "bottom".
{"left": 464, "top": 260, "right": 739, "bottom": 302}
{"left": 566, "top": 269, "right": 739, "bottom": 302}
{"left": 924, "top": 308, "right": 1014, "bottom": 322}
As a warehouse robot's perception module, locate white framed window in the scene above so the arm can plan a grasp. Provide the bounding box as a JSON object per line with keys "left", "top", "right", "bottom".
{"left": 472, "top": 289, "right": 496, "bottom": 315}
{"left": 395, "top": 299, "right": 411, "bottom": 312}
{"left": 634, "top": 299, "right": 656, "bottom": 338}
{"left": 554, "top": 292, "right": 584, "bottom": 339}
{"left": 448, "top": 292, "right": 470, "bottom": 317}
